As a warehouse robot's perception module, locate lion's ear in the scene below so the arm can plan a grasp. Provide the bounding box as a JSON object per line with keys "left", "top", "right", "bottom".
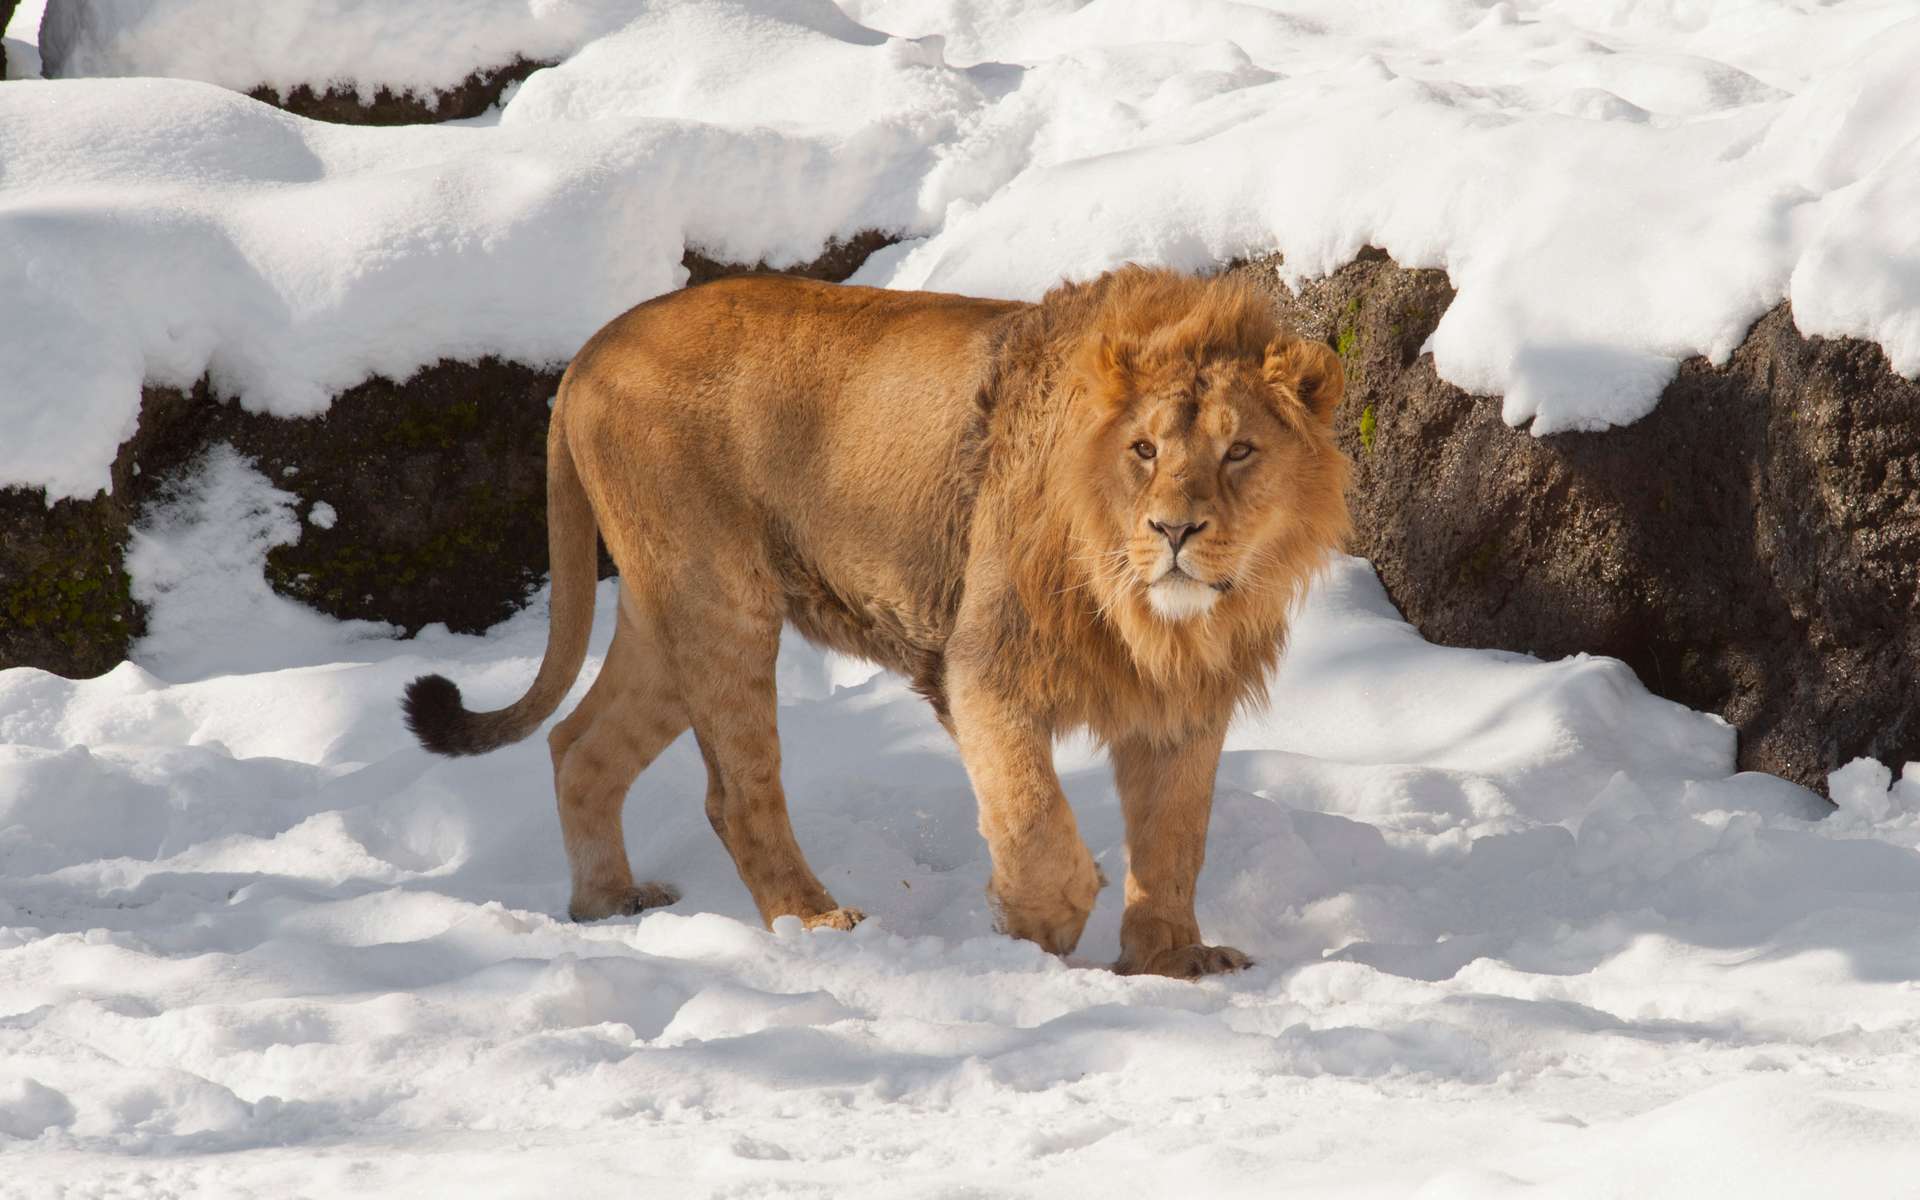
{"left": 1079, "top": 333, "right": 1139, "bottom": 410}
{"left": 1263, "top": 337, "right": 1344, "bottom": 425}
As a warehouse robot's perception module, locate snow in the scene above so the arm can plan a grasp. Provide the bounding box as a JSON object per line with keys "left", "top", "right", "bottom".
{"left": 36, "top": 0, "right": 644, "bottom": 100}
{"left": 1830, "top": 756, "right": 1920, "bottom": 828}
{"left": 4, "top": 451, "right": 1920, "bottom": 1193}
{"left": 6, "top": 0, "right": 1920, "bottom": 497}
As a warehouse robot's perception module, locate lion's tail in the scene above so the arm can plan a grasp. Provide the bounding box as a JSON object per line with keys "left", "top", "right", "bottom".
{"left": 401, "top": 383, "right": 598, "bottom": 756}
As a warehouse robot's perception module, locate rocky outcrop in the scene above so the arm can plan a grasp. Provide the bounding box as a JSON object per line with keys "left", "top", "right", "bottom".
{"left": 682, "top": 230, "right": 901, "bottom": 288}
{"left": 1, "top": 232, "right": 898, "bottom": 676}
{"left": 1237, "top": 251, "right": 1920, "bottom": 791}
{"left": 0, "top": 361, "right": 563, "bottom": 676}
{"left": 153, "top": 362, "right": 568, "bottom": 635}
{"left": 0, "top": 483, "right": 138, "bottom": 679}
{"left": 1, "top": 0, "right": 18, "bottom": 77}
{"left": 38, "top": 0, "right": 551, "bottom": 123}
{"left": 245, "top": 57, "right": 553, "bottom": 125}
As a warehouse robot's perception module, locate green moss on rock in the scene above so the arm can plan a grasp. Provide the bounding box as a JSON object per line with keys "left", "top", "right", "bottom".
{"left": 236, "top": 358, "right": 564, "bottom": 635}
{"left": 0, "top": 490, "right": 141, "bottom": 675}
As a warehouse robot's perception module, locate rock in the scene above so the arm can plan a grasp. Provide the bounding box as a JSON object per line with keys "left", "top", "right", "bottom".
{"left": 1236, "top": 251, "right": 1920, "bottom": 791}
{"left": 681, "top": 230, "right": 901, "bottom": 287}
{"left": 0, "top": 0, "right": 17, "bottom": 78}
{"left": 246, "top": 57, "right": 553, "bottom": 126}
{"left": 0, "top": 485, "right": 140, "bottom": 679}
{"left": 38, "top": 0, "right": 549, "bottom": 123}
{"left": 0, "top": 361, "right": 565, "bottom": 675}
{"left": 180, "top": 360, "right": 568, "bottom": 636}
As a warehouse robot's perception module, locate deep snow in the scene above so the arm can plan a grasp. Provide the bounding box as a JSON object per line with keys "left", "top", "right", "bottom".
{"left": 6, "top": 0, "right": 1920, "bottom": 498}
{"left": 2, "top": 451, "right": 1919, "bottom": 1196}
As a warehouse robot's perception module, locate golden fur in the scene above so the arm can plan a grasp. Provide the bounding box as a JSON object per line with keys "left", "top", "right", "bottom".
{"left": 403, "top": 266, "right": 1350, "bottom": 978}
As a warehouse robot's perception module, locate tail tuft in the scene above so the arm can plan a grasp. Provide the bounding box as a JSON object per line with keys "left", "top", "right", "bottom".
{"left": 403, "top": 674, "right": 497, "bottom": 757}
{"left": 398, "top": 385, "right": 598, "bottom": 759}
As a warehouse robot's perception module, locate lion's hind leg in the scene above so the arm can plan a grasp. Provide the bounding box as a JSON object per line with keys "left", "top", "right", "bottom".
{"left": 667, "top": 591, "right": 862, "bottom": 933}
{"left": 549, "top": 598, "right": 688, "bottom": 922}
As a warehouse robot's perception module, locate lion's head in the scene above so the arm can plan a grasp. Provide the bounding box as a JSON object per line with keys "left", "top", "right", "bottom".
{"left": 1032, "top": 268, "right": 1352, "bottom": 701}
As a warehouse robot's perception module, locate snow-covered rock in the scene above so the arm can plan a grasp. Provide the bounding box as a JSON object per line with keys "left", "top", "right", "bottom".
{"left": 1247, "top": 253, "right": 1920, "bottom": 790}
{"left": 38, "top": 0, "right": 634, "bottom": 100}
{"left": 7, "top": 0, "right": 1920, "bottom": 501}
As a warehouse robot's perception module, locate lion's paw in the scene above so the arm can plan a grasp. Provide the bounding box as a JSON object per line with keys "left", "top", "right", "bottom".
{"left": 568, "top": 882, "right": 681, "bottom": 923}
{"left": 1117, "top": 943, "right": 1251, "bottom": 980}
{"left": 802, "top": 906, "right": 866, "bottom": 932}
{"left": 990, "top": 853, "right": 1100, "bottom": 956}
{"left": 990, "top": 879, "right": 1098, "bottom": 956}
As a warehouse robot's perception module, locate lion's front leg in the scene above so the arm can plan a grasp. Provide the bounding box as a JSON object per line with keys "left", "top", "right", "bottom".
{"left": 949, "top": 677, "right": 1101, "bottom": 956}
{"left": 1110, "top": 724, "right": 1249, "bottom": 979}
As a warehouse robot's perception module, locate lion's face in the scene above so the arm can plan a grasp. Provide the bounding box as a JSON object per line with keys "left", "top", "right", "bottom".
{"left": 1070, "top": 334, "right": 1348, "bottom": 630}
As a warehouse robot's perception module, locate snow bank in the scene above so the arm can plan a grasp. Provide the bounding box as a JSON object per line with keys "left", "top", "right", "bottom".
{"left": 0, "top": 71, "right": 916, "bottom": 498}
{"left": 38, "top": 0, "right": 643, "bottom": 98}
{"left": 7, "top": 0, "right": 1920, "bottom": 499}
{"left": 3, "top": 450, "right": 1918, "bottom": 1191}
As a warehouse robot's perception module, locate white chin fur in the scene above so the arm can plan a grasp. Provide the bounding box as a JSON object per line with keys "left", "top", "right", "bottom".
{"left": 1147, "top": 577, "right": 1219, "bottom": 621}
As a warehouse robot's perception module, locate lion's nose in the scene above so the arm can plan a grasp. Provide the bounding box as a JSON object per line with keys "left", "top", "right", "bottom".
{"left": 1148, "top": 519, "right": 1206, "bottom": 552}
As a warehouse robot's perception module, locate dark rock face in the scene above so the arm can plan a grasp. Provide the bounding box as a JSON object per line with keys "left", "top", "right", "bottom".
{"left": 1238, "top": 251, "right": 1920, "bottom": 790}
{"left": 0, "top": 382, "right": 247, "bottom": 677}
{"left": 1, "top": 0, "right": 18, "bottom": 77}
{"left": 682, "top": 230, "right": 901, "bottom": 287}
{"left": 246, "top": 57, "right": 554, "bottom": 125}
{"left": 0, "top": 362, "right": 563, "bottom": 675}
{"left": 1, "top": 232, "right": 899, "bottom": 677}
{"left": 196, "top": 360, "right": 566, "bottom": 635}
{"left": 0, "top": 487, "right": 139, "bottom": 678}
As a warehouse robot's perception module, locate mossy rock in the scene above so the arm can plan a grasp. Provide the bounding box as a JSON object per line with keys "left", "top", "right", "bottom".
{"left": 682, "top": 229, "right": 900, "bottom": 286}
{"left": 224, "top": 358, "right": 569, "bottom": 635}
{"left": 1236, "top": 250, "right": 1920, "bottom": 791}
{"left": 0, "top": 383, "right": 221, "bottom": 675}
{"left": 0, "top": 489, "right": 138, "bottom": 676}
{"left": 0, "top": 361, "right": 563, "bottom": 675}
{"left": 246, "top": 57, "right": 554, "bottom": 126}
{"left": 0, "top": 0, "right": 16, "bottom": 78}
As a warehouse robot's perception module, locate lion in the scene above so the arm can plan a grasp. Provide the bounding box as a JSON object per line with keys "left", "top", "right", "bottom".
{"left": 402, "top": 265, "right": 1350, "bottom": 979}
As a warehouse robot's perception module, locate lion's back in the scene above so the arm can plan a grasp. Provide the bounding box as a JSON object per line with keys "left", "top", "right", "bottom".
{"left": 571, "top": 274, "right": 1019, "bottom": 458}
{"left": 559, "top": 274, "right": 1027, "bottom": 672}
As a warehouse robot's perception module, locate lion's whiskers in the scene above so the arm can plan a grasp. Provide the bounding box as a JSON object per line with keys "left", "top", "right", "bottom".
{"left": 1060, "top": 537, "right": 1136, "bottom": 605}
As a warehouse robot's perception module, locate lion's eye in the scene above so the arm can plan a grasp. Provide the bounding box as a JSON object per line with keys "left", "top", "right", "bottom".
{"left": 1225, "top": 442, "right": 1254, "bottom": 462}
{"left": 1132, "top": 441, "right": 1157, "bottom": 461}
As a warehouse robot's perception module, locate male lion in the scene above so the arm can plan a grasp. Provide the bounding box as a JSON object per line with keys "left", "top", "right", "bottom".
{"left": 403, "top": 266, "right": 1350, "bottom": 979}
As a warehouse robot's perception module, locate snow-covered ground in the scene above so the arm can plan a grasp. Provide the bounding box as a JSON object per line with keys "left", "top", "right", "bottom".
{"left": 6, "top": 1, "right": 1920, "bottom": 1195}
{"left": 4, "top": 446, "right": 1919, "bottom": 1197}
